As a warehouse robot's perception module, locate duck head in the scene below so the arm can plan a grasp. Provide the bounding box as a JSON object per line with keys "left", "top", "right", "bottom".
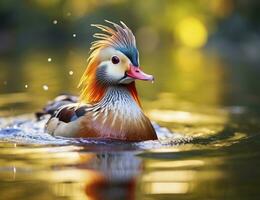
{"left": 79, "top": 20, "right": 154, "bottom": 105}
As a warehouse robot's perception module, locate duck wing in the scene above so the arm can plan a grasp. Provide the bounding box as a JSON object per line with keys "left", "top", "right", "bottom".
{"left": 41, "top": 94, "right": 92, "bottom": 136}
{"left": 35, "top": 94, "right": 79, "bottom": 119}
{"left": 36, "top": 94, "right": 91, "bottom": 122}
{"left": 44, "top": 103, "right": 90, "bottom": 137}
{"left": 54, "top": 103, "right": 88, "bottom": 123}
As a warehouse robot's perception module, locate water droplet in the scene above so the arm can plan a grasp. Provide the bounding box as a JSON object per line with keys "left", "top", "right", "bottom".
{"left": 43, "top": 85, "right": 49, "bottom": 91}
{"left": 53, "top": 20, "right": 58, "bottom": 24}
{"left": 151, "top": 80, "right": 154, "bottom": 84}
{"left": 25, "top": 84, "right": 28, "bottom": 88}
{"left": 48, "top": 58, "right": 52, "bottom": 62}
{"left": 69, "top": 70, "right": 74, "bottom": 75}
{"left": 72, "top": 33, "right": 76, "bottom": 38}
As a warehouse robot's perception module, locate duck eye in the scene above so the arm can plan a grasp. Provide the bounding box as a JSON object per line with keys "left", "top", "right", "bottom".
{"left": 111, "top": 56, "right": 120, "bottom": 64}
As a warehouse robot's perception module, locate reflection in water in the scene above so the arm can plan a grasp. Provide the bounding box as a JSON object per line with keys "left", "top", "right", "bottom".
{"left": 144, "top": 160, "right": 205, "bottom": 169}
{"left": 0, "top": 141, "right": 229, "bottom": 200}
{"left": 138, "top": 158, "right": 226, "bottom": 199}
{"left": 0, "top": 143, "right": 141, "bottom": 200}
{"left": 141, "top": 160, "right": 197, "bottom": 196}
{"left": 148, "top": 109, "right": 228, "bottom": 124}
{"left": 144, "top": 182, "right": 190, "bottom": 194}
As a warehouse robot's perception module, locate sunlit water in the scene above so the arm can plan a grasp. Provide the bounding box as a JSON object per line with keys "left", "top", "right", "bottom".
{"left": 0, "top": 94, "right": 260, "bottom": 200}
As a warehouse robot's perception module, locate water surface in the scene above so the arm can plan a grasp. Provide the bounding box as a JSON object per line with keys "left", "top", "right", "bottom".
{"left": 0, "top": 95, "right": 260, "bottom": 199}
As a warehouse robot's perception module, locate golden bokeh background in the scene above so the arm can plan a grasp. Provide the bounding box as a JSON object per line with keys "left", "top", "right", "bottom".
{"left": 1, "top": 0, "right": 259, "bottom": 116}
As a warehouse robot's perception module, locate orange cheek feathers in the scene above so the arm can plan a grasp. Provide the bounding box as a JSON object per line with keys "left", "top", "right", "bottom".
{"left": 79, "top": 59, "right": 107, "bottom": 104}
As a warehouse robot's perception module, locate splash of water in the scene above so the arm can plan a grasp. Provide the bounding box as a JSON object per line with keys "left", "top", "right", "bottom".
{"left": 0, "top": 115, "right": 192, "bottom": 149}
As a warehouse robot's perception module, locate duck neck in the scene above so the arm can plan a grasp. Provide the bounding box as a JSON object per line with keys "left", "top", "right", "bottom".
{"left": 97, "top": 85, "right": 142, "bottom": 113}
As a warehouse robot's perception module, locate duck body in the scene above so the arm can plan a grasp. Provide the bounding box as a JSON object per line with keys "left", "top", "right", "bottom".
{"left": 41, "top": 20, "right": 158, "bottom": 141}
{"left": 46, "top": 86, "right": 157, "bottom": 141}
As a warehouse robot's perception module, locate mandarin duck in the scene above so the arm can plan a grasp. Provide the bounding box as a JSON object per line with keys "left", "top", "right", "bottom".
{"left": 42, "top": 21, "right": 158, "bottom": 141}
